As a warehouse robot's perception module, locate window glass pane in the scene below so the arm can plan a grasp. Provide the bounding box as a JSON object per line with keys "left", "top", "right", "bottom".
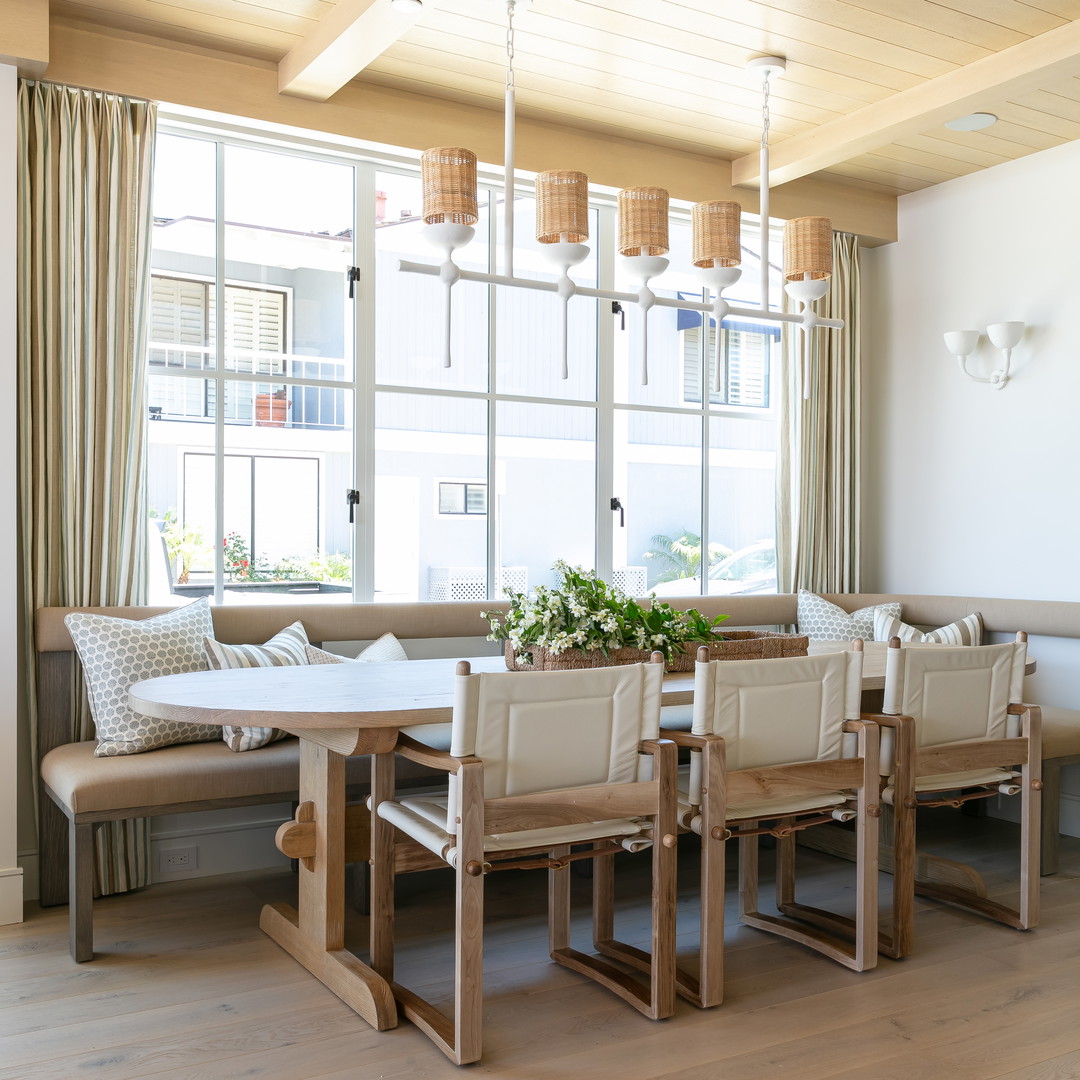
{"left": 708, "top": 415, "right": 777, "bottom": 596}
{"left": 151, "top": 135, "right": 216, "bottom": 376}
{"left": 147, "top": 376, "right": 216, "bottom": 604}
{"left": 494, "top": 198, "right": 598, "bottom": 401}
{"left": 616, "top": 410, "right": 702, "bottom": 597}
{"left": 376, "top": 393, "right": 488, "bottom": 602}
{"left": 682, "top": 323, "right": 776, "bottom": 408}
{"left": 495, "top": 401, "right": 595, "bottom": 592}
{"left": 375, "top": 172, "right": 490, "bottom": 392}
{"left": 223, "top": 145, "right": 355, "bottom": 383}
{"left": 221, "top": 380, "right": 354, "bottom": 603}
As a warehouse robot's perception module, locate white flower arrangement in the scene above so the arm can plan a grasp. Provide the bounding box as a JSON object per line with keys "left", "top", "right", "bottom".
{"left": 482, "top": 560, "right": 727, "bottom": 667}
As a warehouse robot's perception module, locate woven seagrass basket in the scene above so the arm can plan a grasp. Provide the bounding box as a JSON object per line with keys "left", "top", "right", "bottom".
{"left": 504, "top": 631, "right": 807, "bottom": 673}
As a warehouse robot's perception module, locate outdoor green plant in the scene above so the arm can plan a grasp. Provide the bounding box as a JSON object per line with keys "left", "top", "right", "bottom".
{"left": 643, "top": 531, "right": 732, "bottom": 583}
{"left": 482, "top": 560, "right": 727, "bottom": 667}
{"left": 304, "top": 550, "right": 352, "bottom": 583}
{"left": 155, "top": 509, "right": 211, "bottom": 584}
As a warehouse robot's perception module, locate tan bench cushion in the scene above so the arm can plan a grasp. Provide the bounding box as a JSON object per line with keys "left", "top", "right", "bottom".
{"left": 1042, "top": 706, "right": 1080, "bottom": 762}
{"left": 42, "top": 728, "right": 453, "bottom": 817}
{"left": 41, "top": 738, "right": 310, "bottom": 815}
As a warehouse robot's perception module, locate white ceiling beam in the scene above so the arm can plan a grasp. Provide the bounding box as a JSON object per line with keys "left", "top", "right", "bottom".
{"left": 732, "top": 18, "right": 1080, "bottom": 188}
{"left": 278, "top": 0, "right": 438, "bottom": 102}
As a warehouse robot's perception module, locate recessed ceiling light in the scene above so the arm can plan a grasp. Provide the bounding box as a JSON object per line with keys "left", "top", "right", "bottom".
{"left": 390, "top": 0, "right": 423, "bottom": 12}
{"left": 945, "top": 112, "right": 998, "bottom": 132}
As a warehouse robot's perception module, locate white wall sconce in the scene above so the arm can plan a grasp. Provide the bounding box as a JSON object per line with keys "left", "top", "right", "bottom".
{"left": 943, "top": 321, "right": 1025, "bottom": 390}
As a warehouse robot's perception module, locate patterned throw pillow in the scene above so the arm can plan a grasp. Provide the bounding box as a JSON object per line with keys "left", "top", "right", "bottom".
{"left": 873, "top": 610, "right": 983, "bottom": 646}
{"left": 305, "top": 632, "right": 409, "bottom": 665}
{"left": 65, "top": 598, "right": 220, "bottom": 757}
{"left": 205, "top": 621, "right": 310, "bottom": 752}
{"left": 797, "top": 590, "right": 902, "bottom": 642}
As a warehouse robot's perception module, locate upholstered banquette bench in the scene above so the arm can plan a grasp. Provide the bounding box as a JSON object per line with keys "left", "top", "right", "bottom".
{"left": 35, "top": 593, "right": 1080, "bottom": 962}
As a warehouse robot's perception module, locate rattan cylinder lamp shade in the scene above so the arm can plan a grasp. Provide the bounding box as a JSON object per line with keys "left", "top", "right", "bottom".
{"left": 536, "top": 170, "right": 590, "bottom": 243}
{"left": 618, "top": 187, "right": 669, "bottom": 256}
{"left": 421, "top": 147, "right": 479, "bottom": 225}
{"left": 783, "top": 215, "right": 833, "bottom": 280}
{"left": 692, "top": 200, "right": 742, "bottom": 268}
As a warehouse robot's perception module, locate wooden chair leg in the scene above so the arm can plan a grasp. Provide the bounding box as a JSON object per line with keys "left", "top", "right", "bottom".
{"left": 738, "top": 829, "right": 760, "bottom": 919}
{"left": 886, "top": 798, "right": 916, "bottom": 959}
{"left": 550, "top": 845, "right": 572, "bottom": 955}
{"left": 775, "top": 830, "right": 796, "bottom": 909}
{"left": 650, "top": 773, "right": 677, "bottom": 1021}
{"left": 70, "top": 820, "right": 95, "bottom": 963}
{"left": 1041, "top": 760, "right": 1062, "bottom": 876}
{"left": 369, "top": 753, "right": 396, "bottom": 980}
{"left": 1019, "top": 753, "right": 1041, "bottom": 929}
{"left": 692, "top": 737, "right": 725, "bottom": 1009}
{"left": 452, "top": 764, "right": 485, "bottom": 1066}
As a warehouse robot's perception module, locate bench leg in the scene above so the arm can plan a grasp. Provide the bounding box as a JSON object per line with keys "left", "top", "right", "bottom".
{"left": 70, "top": 821, "right": 95, "bottom": 962}
{"left": 1041, "top": 761, "right": 1061, "bottom": 877}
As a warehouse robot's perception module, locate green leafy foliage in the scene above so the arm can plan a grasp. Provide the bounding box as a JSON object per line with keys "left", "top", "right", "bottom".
{"left": 482, "top": 561, "right": 728, "bottom": 666}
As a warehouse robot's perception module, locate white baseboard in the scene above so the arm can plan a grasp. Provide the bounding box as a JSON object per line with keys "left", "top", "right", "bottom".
{"left": 0, "top": 866, "right": 24, "bottom": 925}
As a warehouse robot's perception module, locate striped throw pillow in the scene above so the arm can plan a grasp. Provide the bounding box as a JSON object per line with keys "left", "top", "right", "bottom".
{"left": 205, "top": 621, "right": 310, "bottom": 751}
{"left": 873, "top": 609, "right": 983, "bottom": 646}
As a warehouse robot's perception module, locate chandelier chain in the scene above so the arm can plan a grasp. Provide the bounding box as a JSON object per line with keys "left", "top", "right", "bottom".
{"left": 506, "top": 1, "right": 516, "bottom": 93}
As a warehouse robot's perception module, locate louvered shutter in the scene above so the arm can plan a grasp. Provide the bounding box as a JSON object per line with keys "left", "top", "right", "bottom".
{"left": 212, "top": 286, "right": 286, "bottom": 375}
{"left": 149, "top": 276, "right": 208, "bottom": 368}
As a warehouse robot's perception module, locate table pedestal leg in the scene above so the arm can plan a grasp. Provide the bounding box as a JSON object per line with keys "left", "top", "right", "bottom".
{"left": 260, "top": 739, "right": 397, "bottom": 1030}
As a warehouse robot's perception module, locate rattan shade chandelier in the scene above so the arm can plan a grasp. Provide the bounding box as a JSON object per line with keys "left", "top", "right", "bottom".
{"left": 400, "top": 4, "right": 843, "bottom": 388}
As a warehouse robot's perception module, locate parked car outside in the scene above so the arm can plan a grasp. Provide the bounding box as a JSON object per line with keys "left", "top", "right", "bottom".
{"left": 649, "top": 540, "right": 777, "bottom": 598}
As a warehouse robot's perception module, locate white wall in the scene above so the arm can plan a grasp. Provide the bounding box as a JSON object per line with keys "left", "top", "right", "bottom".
{"left": 0, "top": 64, "right": 23, "bottom": 924}
{"left": 863, "top": 137, "right": 1080, "bottom": 603}
{"left": 863, "top": 136, "right": 1080, "bottom": 836}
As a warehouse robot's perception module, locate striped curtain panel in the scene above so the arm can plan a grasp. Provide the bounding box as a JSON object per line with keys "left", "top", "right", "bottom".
{"left": 777, "top": 232, "right": 861, "bottom": 594}
{"left": 18, "top": 82, "right": 157, "bottom": 895}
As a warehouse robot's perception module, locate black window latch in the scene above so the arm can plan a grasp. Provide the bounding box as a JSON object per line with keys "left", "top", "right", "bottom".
{"left": 346, "top": 488, "right": 360, "bottom": 523}
{"left": 610, "top": 496, "right": 625, "bottom": 527}
{"left": 346, "top": 266, "right": 361, "bottom": 299}
{"left": 611, "top": 301, "right": 626, "bottom": 330}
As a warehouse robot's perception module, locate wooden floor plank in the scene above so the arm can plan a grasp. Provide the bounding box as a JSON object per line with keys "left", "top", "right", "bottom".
{"left": 0, "top": 817, "right": 1077, "bottom": 1079}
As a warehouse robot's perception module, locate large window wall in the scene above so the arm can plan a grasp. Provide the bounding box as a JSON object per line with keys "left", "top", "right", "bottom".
{"left": 147, "top": 118, "right": 780, "bottom": 604}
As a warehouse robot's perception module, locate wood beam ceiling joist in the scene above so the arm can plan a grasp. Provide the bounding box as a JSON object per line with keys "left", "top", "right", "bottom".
{"left": 279, "top": 0, "right": 442, "bottom": 102}
{"left": 732, "top": 18, "right": 1080, "bottom": 189}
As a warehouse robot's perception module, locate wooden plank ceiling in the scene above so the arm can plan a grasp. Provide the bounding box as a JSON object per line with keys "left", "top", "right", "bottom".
{"left": 51, "top": 0, "right": 1080, "bottom": 196}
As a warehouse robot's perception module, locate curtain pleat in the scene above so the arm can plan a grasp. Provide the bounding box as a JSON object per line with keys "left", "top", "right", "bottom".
{"left": 18, "top": 81, "right": 157, "bottom": 895}
{"left": 778, "top": 232, "right": 861, "bottom": 595}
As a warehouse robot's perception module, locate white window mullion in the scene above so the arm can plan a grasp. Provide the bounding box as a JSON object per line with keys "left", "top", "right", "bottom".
{"left": 354, "top": 162, "right": 376, "bottom": 602}
{"left": 209, "top": 141, "right": 227, "bottom": 605}
{"left": 595, "top": 204, "right": 616, "bottom": 584}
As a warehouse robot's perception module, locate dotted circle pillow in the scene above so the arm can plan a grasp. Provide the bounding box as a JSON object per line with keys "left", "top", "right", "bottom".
{"left": 205, "top": 621, "right": 310, "bottom": 752}
{"left": 797, "top": 590, "right": 902, "bottom": 642}
{"left": 873, "top": 609, "right": 983, "bottom": 646}
{"left": 65, "top": 598, "right": 221, "bottom": 757}
{"left": 304, "top": 632, "right": 409, "bottom": 665}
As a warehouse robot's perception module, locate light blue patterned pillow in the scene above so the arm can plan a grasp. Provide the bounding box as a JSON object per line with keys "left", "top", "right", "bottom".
{"left": 65, "top": 598, "right": 220, "bottom": 756}
{"left": 797, "top": 590, "right": 901, "bottom": 642}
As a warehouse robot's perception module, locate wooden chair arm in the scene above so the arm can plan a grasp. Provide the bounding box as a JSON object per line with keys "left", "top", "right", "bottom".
{"left": 657, "top": 729, "right": 722, "bottom": 750}
{"left": 393, "top": 733, "right": 480, "bottom": 774}
{"left": 860, "top": 712, "right": 915, "bottom": 728}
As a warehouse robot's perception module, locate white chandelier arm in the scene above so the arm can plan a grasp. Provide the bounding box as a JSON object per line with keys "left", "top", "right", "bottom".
{"left": 399, "top": 258, "right": 844, "bottom": 331}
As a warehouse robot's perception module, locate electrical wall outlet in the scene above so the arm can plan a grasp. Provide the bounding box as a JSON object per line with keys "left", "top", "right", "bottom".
{"left": 159, "top": 845, "right": 198, "bottom": 872}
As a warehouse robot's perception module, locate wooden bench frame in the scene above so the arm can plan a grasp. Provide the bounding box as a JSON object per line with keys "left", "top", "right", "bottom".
{"left": 33, "top": 593, "right": 1080, "bottom": 961}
